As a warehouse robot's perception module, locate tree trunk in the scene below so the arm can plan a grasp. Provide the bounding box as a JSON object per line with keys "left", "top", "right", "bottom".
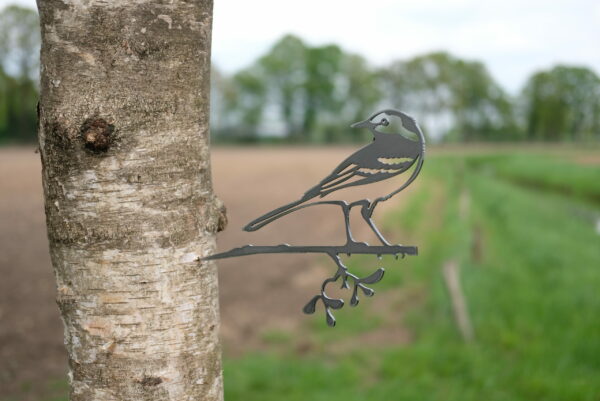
{"left": 36, "top": 1, "right": 225, "bottom": 400}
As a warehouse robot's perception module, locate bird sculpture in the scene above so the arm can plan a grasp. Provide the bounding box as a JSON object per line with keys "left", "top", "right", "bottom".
{"left": 244, "top": 109, "right": 426, "bottom": 246}
{"left": 203, "top": 109, "right": 426, "bottom": 327}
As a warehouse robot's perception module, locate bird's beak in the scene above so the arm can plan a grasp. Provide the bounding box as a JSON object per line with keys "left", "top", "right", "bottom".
{"left": 351, "top": 119, "right": 370, "bottom": 129}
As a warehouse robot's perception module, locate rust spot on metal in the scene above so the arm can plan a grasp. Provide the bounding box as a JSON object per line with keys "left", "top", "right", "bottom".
{"left": 81, "top": 118, "right": 114, "bottom": 152}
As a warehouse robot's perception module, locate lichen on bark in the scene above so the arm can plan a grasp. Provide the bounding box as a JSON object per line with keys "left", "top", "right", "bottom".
{"left": 37, "top": 1, "right": 223, "bottom": 400}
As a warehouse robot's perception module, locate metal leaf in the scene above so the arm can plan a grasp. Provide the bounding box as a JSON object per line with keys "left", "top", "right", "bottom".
{"left": 325, "top": 297, "right": 344, "bottom": 310}
{"left": 302, "top": 295, "right": 321, "bottom": 315}
{"left": 360, "top": 267, "right": 385, "bottom": 284}
{"left": 325, "top": 308, "right": 337, "bottom": 327}
{"left": 350, "top": 286, "right": 360, "bottom": 307}
{"left": 359, "top": 285, "right": 375, "bottom": 297}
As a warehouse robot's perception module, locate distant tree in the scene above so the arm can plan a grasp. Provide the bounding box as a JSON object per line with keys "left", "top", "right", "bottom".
{"left": 302, "top": 44, "right": 344, "bottom": 142}
{"left": 0, "top": 67, "right": 9, "bottom": 138}
{"left": 318, "top": 52, "right": 381, "bottom": 143}
{"left": 211, "top": 66, "right": 243, "bottom": 139}
{"left": 0, "top": 65, "right": 37, "bottom": 143}
{"left": 227, "top": 35, "right": 380, "bottom": 143}
{"left": 213, "top": 36, "right": 600, "bottom": 144}
{"left": 0, "top": 5, "right": 40, "bottom": 143}
{"left": 380, "top": 52, "right": 517, "bottom": 141}
{"left": 522, "top": 65, "right": 600, "bottom": 141}
{"left": 0, "top": 5, "right": 40, "bottom": 81}
{"left": 228, "top": 67, "right": 266, "bottom": 137}
{"left": 258, "top": 34, "right": 307, "bottom": 137}
{"left": 339, "top": 54, "right": 381, "bottom": 127}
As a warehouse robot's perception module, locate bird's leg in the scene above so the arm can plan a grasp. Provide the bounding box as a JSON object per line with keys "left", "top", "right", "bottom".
{"left": 329, "top": 200, "right": 361, "bottom": 246}
{"left": 340, "top": 202, "right": 356, "bottom": 245}
{"left": 287, "top": 199, "right": 358, "bottom": 246}
{"left": 360, "top": 201, "right": 392, "bottom": 246}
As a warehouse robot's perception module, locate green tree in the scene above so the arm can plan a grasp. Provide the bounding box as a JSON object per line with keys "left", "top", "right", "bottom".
{"left": 0, "top": 5, "right": 40, "bottom": 143}
{"left": 226, "top": 35, "right": 380, "bottom": 143}
{"left": 0, "top": 64, "right": 38, "bottom": 143}
{"left": 340, "top": 54, "right": 381, "bottom": 125}
{"left": 319, "top": 53, "right": 381, "bottom": 143}
{"left": 380, "top": 52, "right": 517, "bottom": 141}
{"left": 258, "top": 34, "right": 307, "bottom": 137}
{"left": 302, "top": 44, "right": 344, "bottom": 142}
{"left": 0, "top": 5, "right": 40, "bottom": 81}
{"left": 0, "top": 67, "right": 10, "bottom": 138}
{"left": 227, "top": 67, "right": 266, "bottom": 137}
{"left": 211, "top": 66, "right": 243, "bottom": 139}
{"left": 522, "top": 65, "right": 600, "bottom": 141}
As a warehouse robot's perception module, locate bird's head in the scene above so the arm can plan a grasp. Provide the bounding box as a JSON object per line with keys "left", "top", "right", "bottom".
{"left": 350, "top": 111, "right": 390, "bottom": 131}
{"left": 351, "top": 109, "right": 424, "bottom": 143}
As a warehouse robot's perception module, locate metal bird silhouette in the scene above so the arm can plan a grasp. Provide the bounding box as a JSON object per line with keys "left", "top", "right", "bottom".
{"left": 244, "top": 109, "right": 425, "bottom": 246}
{"left": 203, "top": 109, "right": 425, "bottom": 327}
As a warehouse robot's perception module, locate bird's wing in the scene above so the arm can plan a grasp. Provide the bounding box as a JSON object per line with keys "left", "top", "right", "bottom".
{"left": 304, "top": 161, "right": 360, "bottom": 197}
{"left": 305, "top": 142, "right": 414, "bottom": 198}
{"left": 305, "top": 161, "right": 404, "bottom": 198}
{"left": 318, "top": 167, "right": 403, "bottom": 197}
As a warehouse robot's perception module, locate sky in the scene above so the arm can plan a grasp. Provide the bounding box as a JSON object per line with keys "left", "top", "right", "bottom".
{"left": 2, "top": 0, "right": 599, "bottom": 93}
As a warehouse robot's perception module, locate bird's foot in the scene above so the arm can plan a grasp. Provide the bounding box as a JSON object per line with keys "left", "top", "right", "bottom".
{"left": 344, "top": 239, "right": 369, "bottom": 249}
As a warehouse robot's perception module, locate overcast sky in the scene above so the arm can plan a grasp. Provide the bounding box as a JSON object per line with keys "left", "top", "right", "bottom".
{"left": 2, "top": 0, "right": 599, "bottom": 93}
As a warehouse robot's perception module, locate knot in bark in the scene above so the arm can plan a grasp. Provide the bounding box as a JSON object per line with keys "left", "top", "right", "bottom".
{"left": 140, "top": 376, "right": 163, "bottom": 386}
{"left": 81, "top": 118, "right": 114, "bottom": 152}
{"left": 217, "top": 201, "right": 228, "bottom": 233}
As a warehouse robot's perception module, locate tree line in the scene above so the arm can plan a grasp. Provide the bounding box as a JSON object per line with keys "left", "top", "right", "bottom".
{"left": 0, "top": 5, "right": 39, "bottom": 144}
{"left": 1, "top": 5, "right": 600, "bottom": 144}
{"left": 212, "top": 34, "right": 600, "bottom": 143}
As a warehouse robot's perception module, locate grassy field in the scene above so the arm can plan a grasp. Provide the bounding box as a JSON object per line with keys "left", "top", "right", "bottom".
{"left": 3, "top": 148, "right": 599, "bottom": 400}
{"left": 222, "top": 151, "right": 600, "bottom": 401}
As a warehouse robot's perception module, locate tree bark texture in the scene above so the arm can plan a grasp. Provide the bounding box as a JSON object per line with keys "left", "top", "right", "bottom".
{"left": 36, "top": 1, "right": 225, "bottom": 399}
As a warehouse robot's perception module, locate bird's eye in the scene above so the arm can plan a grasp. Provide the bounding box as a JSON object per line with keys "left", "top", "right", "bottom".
{"left": 380, "top": 118, "right": 389, "bottom": 127}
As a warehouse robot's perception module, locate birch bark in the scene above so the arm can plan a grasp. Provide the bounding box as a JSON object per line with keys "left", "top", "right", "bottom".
{"left": 36, "top": 1, "right": 225, "bottom": 399}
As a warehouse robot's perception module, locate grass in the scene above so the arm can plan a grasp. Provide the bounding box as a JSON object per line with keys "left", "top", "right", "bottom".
{"left": 10, "top": 147, "right": 600, "bottom": 401}
{"left": 466, "top": 153, "right": 600, "bottom": 202}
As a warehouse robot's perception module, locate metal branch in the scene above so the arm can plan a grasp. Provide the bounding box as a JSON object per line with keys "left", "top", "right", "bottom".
{"left": 303, "top": 253, "right": 390, "bottom": 327}
{"left": 201, "top": 242, "right": 417, "bottom": 327}
{"left": 201, "top": 243, "right": 417, "bottom": 261}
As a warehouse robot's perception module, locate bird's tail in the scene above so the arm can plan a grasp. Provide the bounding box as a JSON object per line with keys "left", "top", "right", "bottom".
{"left": 244, "top": 194, "right": 314, "bottom": 232}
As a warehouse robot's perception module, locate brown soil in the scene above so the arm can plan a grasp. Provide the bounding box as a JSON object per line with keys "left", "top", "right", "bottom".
{"left": 0, "top": 146, "right": 412, "bottom": 399}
